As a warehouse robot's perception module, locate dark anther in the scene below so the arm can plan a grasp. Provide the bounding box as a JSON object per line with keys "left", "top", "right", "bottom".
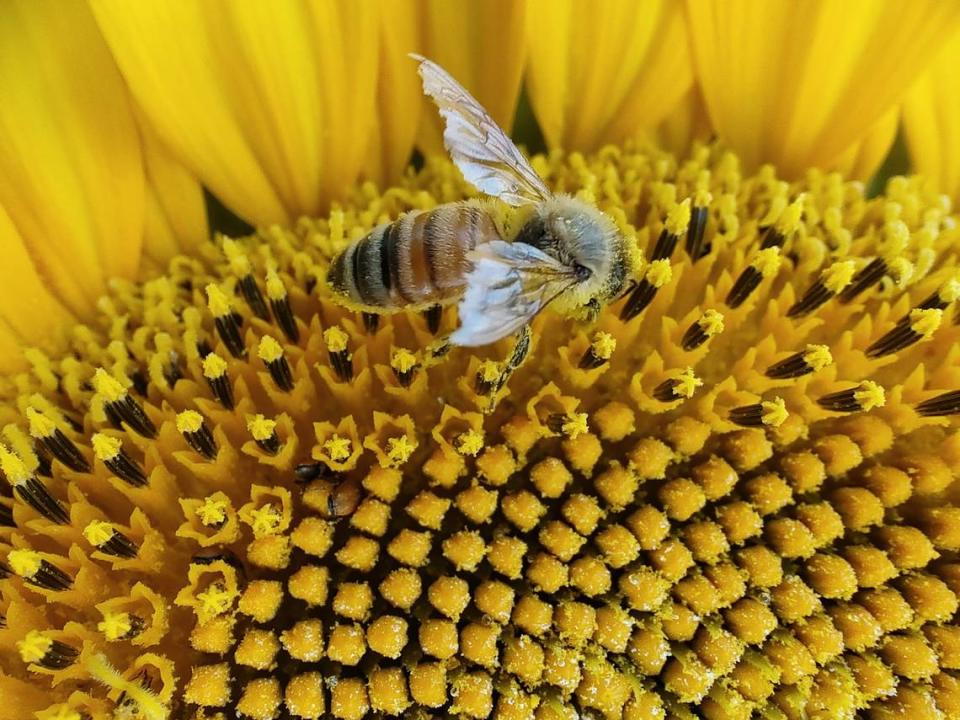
{"left": 788, "top": 279, "right": 833, "bottom": 317}
{"left": 817, "top": 388, "right": 864, "bottom": 413}
{"left": 362, "top": 312, "right": 380, "bottom": 334}
{"left": 865, "top": 324, "right": 924, "bottom": 358}
{"left": 915, "top": 390, "right": 960, "bottom": 417}
{"left": 183, "top": 424, "right": 218, "bottom": 461}
{"left": 104, "top": 448, "right": 148, "bottom": 488}
{"left": 196, "top": 339, "right": 214, "bottom": 359}
{"left": 686, "top": 205, "right": 709, "bottom": 261}
{"left": 0, "top": 502, "right": 13, "bottom": 527}
{"left": 214, "top": 313, "right": 246, "bottom": 358}
{"left": 653, "top": 379, "right": 683, "bottom": 403}
{"left": 620, "top": 279, "right": 657, "bottom": 321}
{"left": 729, "top": 403, "right": 765, "bottom": 427}
{"left": 726, "top": 267, "right": 763, "bottom": 309}
{"left": 578, "top": 346, "right": 608, "bottom": 370}
{"left": 839, "top": 258, "right": 887, "bottom": 304}
{"left": 759, "top": 226, "right": 786, "bottom": 250}
{"left": 97, "top": 529, "right": 139, "bottom": 559}
{"left": 27, "top": 559, "right": 73, "bottom": 591}
{"left": 271, "top": 295, "right": 300, "bottom": 343}
{"left": 36, "top": 638, "right": 80, "bottom": 669}
{"left": 39, "top": 429, "right": 90, "bottom": 473}
{"left": 423, "top": 305, "right": 443, "bottom": 335}
{"left": 329, "top": 349, "right": 353, "bottom": 383}
{"left": 765, "top": 352, "right": 815, "bottom": 379}
{"left": 255, "top": 431, "right": 281, "bottom": 456}
{"left": 16, "top": 478, "right": 69, "bottom": 524}
{"left": 651, "top": 228, "right": 679, "bottom": 262}
{"left": 266, "top": 357, "right": 295, "bottom": 393}
{"left": 105, "top": 395, "right": 157, "bottom": 439}
{"left": 681, "top": 323, "right": 708, "bottom": 351}
{"left": 130, "top": 369, "right": 149, "bottom": 397}
{"left": 238, "top": 274, "right": 271, "bottom": 320}
{"left": 206, "top": 373, "right": 234, "bottom": 410}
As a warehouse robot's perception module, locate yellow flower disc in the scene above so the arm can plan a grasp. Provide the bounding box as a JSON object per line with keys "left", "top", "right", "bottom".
{"left": 2, "top": 144, "right": 960, "bottom": 719}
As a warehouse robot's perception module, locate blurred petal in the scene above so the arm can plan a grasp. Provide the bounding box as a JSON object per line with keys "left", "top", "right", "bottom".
{"left": 366, "top": 0, "right": 421, "bottom": 185}
{"left": 0, "top": 0, "right": 145, "bottom": 317}
{"left": 903, "top": 30, "right": 960, "bottom": 200}
{"left": 0, "top": 204, "right": 74, "bottom": 372}
{"left": 643, "top": 84, "right": 713, "bottom": 159}
{"left": 92, "top": 0, "right": 380, "bottom": 227}
{"left": 832, "top": 106, "right": 900, "bottom": 182}
{"left": 686, "top": 0, "right": 960, "bottom": 177}
{"left": 417, "top": 0, "right": 527, "bottom": 154}
{"left": 141, "top": 120, "right": 209, "bottom": 266}
{"left": 526, "top": 0, "right": 694, "bottom": 151}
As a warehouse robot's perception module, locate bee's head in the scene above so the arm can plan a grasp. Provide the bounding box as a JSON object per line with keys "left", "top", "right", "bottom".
{"left": 514, "top": 196, "right": 627, "bottom": 309}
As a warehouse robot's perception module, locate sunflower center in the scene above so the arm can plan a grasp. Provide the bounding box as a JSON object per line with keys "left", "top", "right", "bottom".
{"left": 2, "top": 144, "right": 960, "bottom": 720}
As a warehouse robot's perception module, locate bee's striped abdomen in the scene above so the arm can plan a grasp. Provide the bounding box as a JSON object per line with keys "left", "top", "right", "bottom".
{"left": 327, "top": 204, "right": 498, "bottom": 312}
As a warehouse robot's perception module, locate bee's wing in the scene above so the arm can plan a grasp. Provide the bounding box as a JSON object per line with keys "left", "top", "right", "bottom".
{"left": 412, "top": 54, "right": 552, "bottom": 207}
{"left": 450, "top": 241, "right": 575, "bottom": 347}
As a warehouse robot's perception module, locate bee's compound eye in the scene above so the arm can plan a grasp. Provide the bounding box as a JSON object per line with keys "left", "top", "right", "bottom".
{"left": 574, "top": 263, "right": 592, "bottom": 281}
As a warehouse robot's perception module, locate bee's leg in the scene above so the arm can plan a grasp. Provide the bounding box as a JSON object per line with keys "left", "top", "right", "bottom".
{"left": 422, "top": 334, "right": 453, "bottom": 368}
{"left": 576, "top": 298, "right": 602, "bottom": 325}
{"left": 486, "top": 325, "right": 532, "bottom": 413}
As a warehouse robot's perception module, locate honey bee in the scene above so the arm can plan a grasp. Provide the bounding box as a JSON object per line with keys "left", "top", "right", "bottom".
{"left": 327, "top": 55, "right": 636, "bottom": 392}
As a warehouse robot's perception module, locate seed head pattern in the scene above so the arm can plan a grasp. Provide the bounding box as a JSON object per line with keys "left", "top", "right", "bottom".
{"left": 2, "top": 145, "right": 960, "bottom": 719}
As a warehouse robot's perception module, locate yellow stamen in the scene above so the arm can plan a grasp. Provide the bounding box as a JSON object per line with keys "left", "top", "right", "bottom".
{"left": 17, "top": 630, "right": 52, "bottom": 664}
{"left": 323, "top": 326, "right": 350, "bottom": 353}
{"left": 83, "top": 520, "right": 116, "bottom": 547}
{"left": 196, "top": 583, "right": 237, "bottom": 617}
{"left": 323, "top": 435, "right": 353, "bottom": 462}
{"left": 822, "top": 260, "right": 857, "bottom": 294}
{"left": 391, "top": 348, "right": 419, "bottom": 374}
{"left": 8, "top": 549, "right": 41, "bottom": 578}
{"left": 386, "top": 435, "right": 417, "bottom": 465}
{"left": 247, "top": 415, "right": 277, "bottom": 442}
{"left": 910, "top": 308, "right": 943, "bottom": 339}
{"left": 0, "top": 445, "right": 31, "bottom": 483}
{"left": 222, "top": 237, "right": 252, "bottom": 277}
{"left": 92, "top": 433, "right": 122, "bottom": 462}
{"left": 196, "top": 496, "right": 229, "bottom": 527}
{"left": 672, "top": 368, "right": 703, "bottom": 399}
{"left": 562, "top": 413, "right": 589, "bottom": 439}
{"left": 257, "top": 336, "right": 284, "bottom": 364}
{"left": 205, "top": 284, "right": 233, "bottom": 319}
{"left": 698, "top": 309, "right": 725, "bottom": 337}
{"left": 246, "top": 505, "right": 282, "bottom": 538}
{"left": 457, "top": 429, "right": 485, "bottom": 457}
{"left": 854, "top": 381, "right": 886, "bottom": 411}
{"left": 93, "top": 368, "right": 127, "bottom": 403}
{"left": 176, "top": 410, "right": 204, "bottom": 434}
{"left": 752, "top": 247, "right": 782, "bottom": 277}
{"left": 665, "top": 199, "right": 691, "bottom": 236}
{"left": 888, "top": 257, "right": 914, "bottom": 287}
{"left": 803, "top": 345, "right": 833, "bottom": 372}
{"left": 98, "top": 610, "right": 133, "bottom": 641}
{"left": 590, "top": 332, "right": 616, "bottom": 361}
{"left": 774, "top": 196, "right": 805, "bottom": 236}
{"left": 645, "top": 259, "right": 673, "bottom": 288}
{"left": 202, "top": 353, "right": 229, "bottom": 380}
{"left": 761, "top": 398, "right": 788, "bottom": 427}
{"left": 265, "top": 267, "right": 287, "bottom": 301}
{"left": 25, "top": 407, "right": 56, "bottom": 440}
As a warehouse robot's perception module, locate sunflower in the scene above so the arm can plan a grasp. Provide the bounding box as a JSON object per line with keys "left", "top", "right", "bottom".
{"left": 3, "top": 1, "right": 960, "bottom": 719}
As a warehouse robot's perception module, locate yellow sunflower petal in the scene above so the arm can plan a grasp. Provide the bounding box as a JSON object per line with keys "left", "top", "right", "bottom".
{"left": 141, "top": 120, "right": 209, "bottom": 267}
{"left": 644, "top": 84, "right": 713, "bottom": 158}
{"left": 831, "top": 106, "right": 900, "bottom": 182}
{"left": 526, "top": 0, "right": 694, "bottom": 152}
{"left": 0, "top": 0, "right": 145, "bottom": 317}
{"left": 686, "top": 0, "right": 960, "bottom": 177}
{"left": 365, "top": 0, "right": 421, "bottom": 186}
{"left": 417, "top": 0, "right": 527, "bottom": 155}
{"left": 92, "top": 0, "right": 379, "bottom": 226}
{"left": 903, "top": 30, "right": 960, "bottom": 200}
{"left": 0, "top": 205, "right": 74, "bottom": 372}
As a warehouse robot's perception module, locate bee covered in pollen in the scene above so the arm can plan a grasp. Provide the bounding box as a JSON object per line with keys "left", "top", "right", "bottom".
{"left": 327, "top": 55, "right": 639, "bottom": 401}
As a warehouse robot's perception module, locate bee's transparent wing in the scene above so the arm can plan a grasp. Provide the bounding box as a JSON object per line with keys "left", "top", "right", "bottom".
{"left": 412, "top": 54, "right": 552, "bottom": 207}
{"left": 450, "top": 241, "right": 574, "bottom": 347}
